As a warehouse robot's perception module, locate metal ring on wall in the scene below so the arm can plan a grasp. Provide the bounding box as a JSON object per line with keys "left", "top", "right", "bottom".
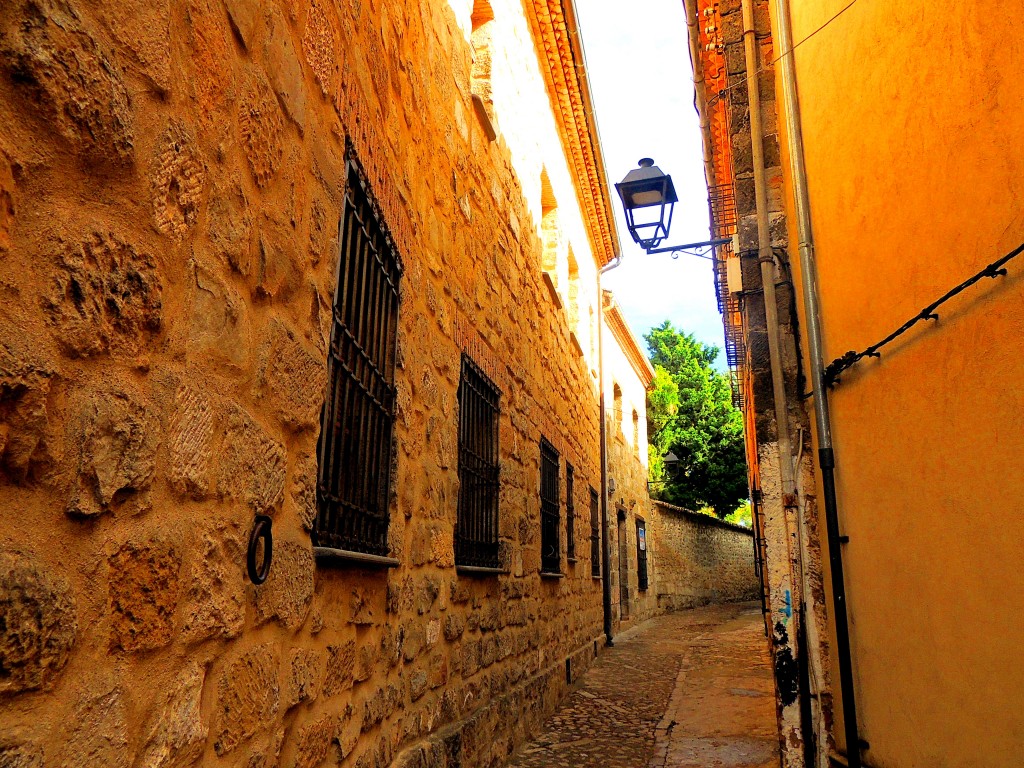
{"left": 247, "top": 515, "right": 273, "bottom": 585}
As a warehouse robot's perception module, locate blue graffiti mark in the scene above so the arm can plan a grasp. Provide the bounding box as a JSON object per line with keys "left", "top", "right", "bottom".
{"left": 782, "top": 589, "right": 792, "bottom": 621}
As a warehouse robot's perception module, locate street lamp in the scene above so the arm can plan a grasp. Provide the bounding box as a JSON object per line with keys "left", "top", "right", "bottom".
{"left": 615, "top": 158, "right": 731, "bottom": 256}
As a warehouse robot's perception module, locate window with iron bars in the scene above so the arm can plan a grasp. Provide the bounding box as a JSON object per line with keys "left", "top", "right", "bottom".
{"left": 455, "top": 354, "right": 501, "bottom": 569}
{"left": 636, "top": 518, "right": 648, "bottom": 591}
{"left": 314, "top": 149, "right": 402, "bottom": 558}
{"left": 565, "top": 463, "right": 575, "bottom": 561}
{"left": 590, "top": 487, "right": 600, "bottom": 577}
{"left": 539, "top": 438, "right": 560, "bottom": 574}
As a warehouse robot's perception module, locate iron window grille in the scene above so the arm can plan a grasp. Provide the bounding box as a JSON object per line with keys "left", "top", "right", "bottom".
{"left": 565, "top": 463, "right": 575, "bottom": 560}
{"left": 455, "top": 354, "right": 501, "bottom": 569}
{"left": 590, "top": 487, "right": 600, "bottom": 577}
{"left": 636, "top": 518, "right": 649, "bottom": 591}
{"left": 540, "top": 438, "right": 561, "bottom": 574}
{"left": 314, "top": 149, "right": 402, "bottom": 557}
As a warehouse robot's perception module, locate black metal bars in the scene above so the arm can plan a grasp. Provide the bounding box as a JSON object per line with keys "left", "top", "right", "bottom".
{"left": 565, "top": 463, "right": 575, "bottom": 560}
{"left": 315, "top": 154, "right": 402, "bottom": 556}
{"left": 540, "top": 438, "right": 560, "bottom": 574}
{"left": 456, "top": 355, "right": 501, "bottom": 569}
{"left": 590, "top": 487, "right": 600, "bottom": 577}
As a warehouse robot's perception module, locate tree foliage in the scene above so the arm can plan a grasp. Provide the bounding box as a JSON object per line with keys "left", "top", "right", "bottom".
{"left": 645, "top": 321, "right": 747, "bottom": 517}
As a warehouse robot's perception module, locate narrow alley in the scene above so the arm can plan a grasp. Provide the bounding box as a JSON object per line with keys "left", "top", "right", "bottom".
{"left": 507, "top": 603, "right": 778, "bottom": 768}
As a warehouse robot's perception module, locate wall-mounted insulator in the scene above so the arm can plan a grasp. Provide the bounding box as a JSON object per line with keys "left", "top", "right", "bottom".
{"left": 704, "top": 8, "right": 715, "bottom": 17}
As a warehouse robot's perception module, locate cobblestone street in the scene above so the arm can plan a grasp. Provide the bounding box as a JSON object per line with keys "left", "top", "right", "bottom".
{"left": 506, "top": 603, "right": 779, "bottom": 768}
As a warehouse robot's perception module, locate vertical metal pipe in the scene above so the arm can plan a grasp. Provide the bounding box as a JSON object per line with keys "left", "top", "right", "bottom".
{"left": 772, "top": 0, "right": 861, "bottom": 765}
{"left": 741, "top": 0, "right": 796, "bottom": 498}
{"left": 597, "top": 268, "right": 615, "bottom": 646}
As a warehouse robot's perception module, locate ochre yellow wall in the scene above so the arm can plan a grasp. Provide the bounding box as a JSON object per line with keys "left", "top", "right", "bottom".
{"left": 778, "top": 0, "right": 1024, "bottom": 764}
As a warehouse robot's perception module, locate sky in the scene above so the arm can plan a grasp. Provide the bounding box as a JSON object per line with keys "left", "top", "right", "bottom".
{"left": 574, "top": 0, "right": 729, "bottom": 370}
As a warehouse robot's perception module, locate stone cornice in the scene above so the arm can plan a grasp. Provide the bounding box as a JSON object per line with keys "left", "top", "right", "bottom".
{"left": 524, "top": 0, "right": 619, "bottom": 267}
{"left": 604, "top": 292, "right": 655, "bottom": 390}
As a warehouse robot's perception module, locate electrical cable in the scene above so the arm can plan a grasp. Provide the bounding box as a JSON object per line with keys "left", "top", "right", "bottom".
{"left": 703, "top": 0, "right": 862, "bottom": 108}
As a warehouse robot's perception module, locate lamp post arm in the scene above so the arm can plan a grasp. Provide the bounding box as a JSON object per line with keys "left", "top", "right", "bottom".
{"left": 646, "top": 237, "right": 731, "bottom": 255}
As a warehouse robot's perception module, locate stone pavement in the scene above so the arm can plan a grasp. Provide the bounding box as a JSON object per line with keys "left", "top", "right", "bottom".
{"left": 505, "top": 602, "right": 779, "bottom": 768}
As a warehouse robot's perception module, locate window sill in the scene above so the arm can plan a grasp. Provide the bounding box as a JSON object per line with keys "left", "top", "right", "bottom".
{"left": 566, "top": 556, "right": 577, "bottom": 565}
{"left": 456, "top": 565, "right": 508, "bottom": 576}
{"left": 592, "top": 574, "right": 603, "bottom": 580}
{"left": 314, "top": 547, "right": 400, "bottom": 568}
{"left": 539, "top": 570, "right": 565, "bottom": 579}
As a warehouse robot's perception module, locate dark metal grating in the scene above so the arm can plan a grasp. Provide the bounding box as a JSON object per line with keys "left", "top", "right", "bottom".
{"left": 708, "top": 182, "right": 746, "bottom": 411}
{"left": 314, "top": 153, "right": 402, "bottom": 557}
{"left": 540, "top": 438, "right": 560, "bottom": 574}
{"left": 590, "top": 487, "right": 600, "bottom": 577}
{"left": 455, "top": 354, "right": 501, "bottom": 569}
{"left": 565, "top": 463, "right": 575, "bottom": 560}
{"left": 636, "top": 518, "right": 648, "bottom": 591}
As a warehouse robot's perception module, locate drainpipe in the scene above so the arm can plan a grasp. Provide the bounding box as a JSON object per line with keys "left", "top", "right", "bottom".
{"left": 597, "top": 261, "right": 618, "bottom": 646}
{"left": 740, "top": 0, "right": 796, "bottom": 511}
{"left": 772, "top": 1, "right": 862, "bottom": 766}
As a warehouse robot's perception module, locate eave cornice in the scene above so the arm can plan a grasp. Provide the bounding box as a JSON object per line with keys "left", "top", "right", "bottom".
{"left": 604, "top": 292, "right": 656, "bottom": 390}
{"left": 524, "top": 0, "right": 620, "bottom": 267}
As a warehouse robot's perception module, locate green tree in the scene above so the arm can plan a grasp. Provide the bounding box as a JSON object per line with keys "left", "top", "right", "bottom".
{"left": 645, "top": 321, "right": 748, "bottom": 517}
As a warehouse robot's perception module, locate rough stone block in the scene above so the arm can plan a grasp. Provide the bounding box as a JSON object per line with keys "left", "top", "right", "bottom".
{"left": 288, "top": 715, "right": 334, "bottom": 768}
{"left": 290, "top": 452, "right": 318, "bottom": 531}
{"left": 302, "top": 0, "right": 339, "bottom": 98}
{"left": 217, "top": 404, "right": 286, "bottom": 514}
{"left": 0, "top": 550, "right": 76, "bottom": 694}
{"left": 96, "top": 0, "right": 171, "bottom": 93}
{"left": 263, "top": 6, "right": 306, "bottom": 130}
{"left": 253, "top": 540, "right": 315, "bottom": 630}
{"left": 150, "top": 121, "right": 205, "bottom": 238}
{"left": 71, "top": 388, "right": 159, "bottom": 516}
{"left": 57, "top": 683, "right": 129, "bottom": 768}
{"left": 0, "top": 0, "right": 134, "bottom": 164}
{"left": 322, "top": 640, "right": 355, "bottom": 697}
{"left": 0, "top": 322, "right": 54, "bottom": 483}
{"left": 187, "top": 261, "right": 251, "bottom": 373}
{"left": 214, "top": 643, "right": 281, "bottom": 756}
{"left": 108, "top": 539, "right": 181, "bottom": 652}
{"left": 136, "top": 663, "right": 207, "bottom": 768}
{"left": 238, "top": 72, "right": 284, "bottom": 187}
{"left": 169, "top": 383, "right": 215, "bottom": 499}
{"left": 206, "top": 183, "right": 251, "bottom": 274}
{"left": 0, "top": 740, "right": 43, "bottom": 768}
{"left": 180, "top": 533, "right": 244, "bottom": 644}
{"left": 43, "top": 231, "right": 162, "bottom": 359}
{"left": 285, "top": 647, "right": 323, "bottom": 709}
{"left": 223, "top": 0, "right": 260, "bottom": 50}
{"left": 257, "top": 320, "right": 323, "bottom": 431}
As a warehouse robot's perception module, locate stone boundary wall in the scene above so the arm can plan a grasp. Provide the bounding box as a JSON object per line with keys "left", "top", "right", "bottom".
{"left": 649, "top": 501, "right": 759, "bottom": 611}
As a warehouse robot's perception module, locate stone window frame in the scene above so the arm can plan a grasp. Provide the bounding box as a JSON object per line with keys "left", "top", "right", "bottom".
{"left": 313, "top": 144, "right": 402, "bottom": 569}
{"left": 590, "top": 487, "right": 601, "bottom": 578}
{"left": 454, "top": 353, "right": 503, "bottom": 573}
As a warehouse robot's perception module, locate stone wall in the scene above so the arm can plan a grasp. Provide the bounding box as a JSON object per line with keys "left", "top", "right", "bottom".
{"left": 0, "top": 0, "right": 627, "bottom": 766}
{"left": 649, "top": 502, "right": 759, "bottom": 611}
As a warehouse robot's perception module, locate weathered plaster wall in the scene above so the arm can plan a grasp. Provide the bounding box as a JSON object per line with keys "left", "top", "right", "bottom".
{"left": 0, "top": 0, "right": 631, "bottom": 766}
{"left": 778, "top": 0, "right": 1024, "bottom": 765}
{"left": 601, "top": 305, "right": 655, "bottom": 629}
{"left": 649, "top": 502, "right": 758, "bottom": 611}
